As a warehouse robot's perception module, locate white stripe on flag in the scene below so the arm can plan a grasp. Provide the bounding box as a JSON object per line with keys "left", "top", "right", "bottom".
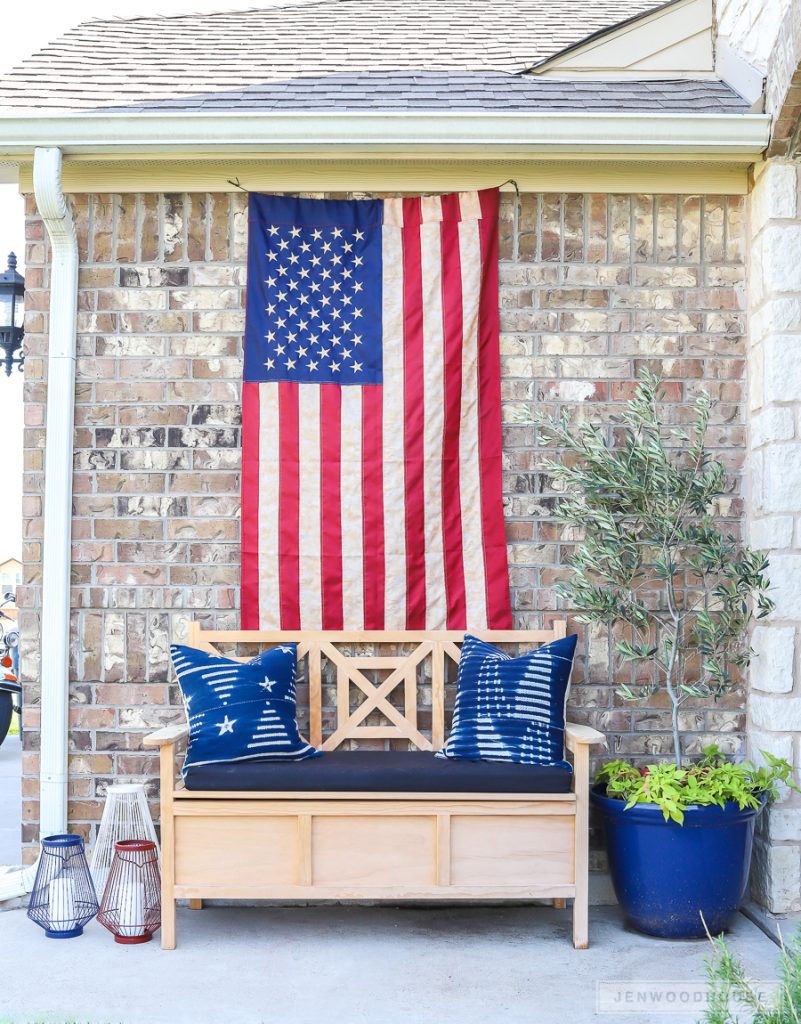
{"left": 381, "top": 222, "right": 407, "bottom": 628}
{"left": 257, "top": 381, "right": 281, "bottom": 629}
{"left": 420, "top": 219, "right": 448, "bottom": 629}
{"left": 383, "top": 198, "right": 404, "bottom": 227}
{"left": 458, "top": 191, "right": 482, "bottom": 221}
{"left": 298, "top": 383, "right": 323, "bottom": 629}
{"left": 340, "top": 385, "right": 364, "bottom": 629}
{"left": 421, "top": 195, "right": 443, "bottom": 223}
{"left": 457, "top": 217, "right": 489, "bottom": 629}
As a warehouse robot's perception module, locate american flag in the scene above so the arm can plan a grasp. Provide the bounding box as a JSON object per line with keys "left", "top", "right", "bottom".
{"left": 241, "top": 188, "right": 512, "bottom": 630}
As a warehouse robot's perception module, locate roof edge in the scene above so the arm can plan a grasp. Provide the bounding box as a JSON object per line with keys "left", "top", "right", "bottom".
{"left": 0, "top": 110, "right": 771, "bottom": 163}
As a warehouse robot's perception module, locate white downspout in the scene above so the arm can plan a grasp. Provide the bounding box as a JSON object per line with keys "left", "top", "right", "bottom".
{"left": 0, "top": 148, "right": 75, "bottom": 899}
{"left": 33, "top": 147, "right": 77, "bottom": 839}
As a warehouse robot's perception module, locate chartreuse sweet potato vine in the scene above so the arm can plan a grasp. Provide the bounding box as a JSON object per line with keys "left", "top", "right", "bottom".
{"left": 538, "top": 370, "right": 775, "bottom": 768}
{"left": 597, "top": 745, "right": 799, "bottom": 824}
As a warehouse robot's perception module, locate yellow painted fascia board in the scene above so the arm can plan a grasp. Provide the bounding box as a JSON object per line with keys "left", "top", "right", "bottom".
{"left": 16, "top": 157, "right": 752, "bottom": 195}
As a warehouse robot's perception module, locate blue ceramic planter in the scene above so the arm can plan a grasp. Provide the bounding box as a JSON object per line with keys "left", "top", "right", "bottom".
{"left": 592, "top": 784, "right": 765, "bottom": 939}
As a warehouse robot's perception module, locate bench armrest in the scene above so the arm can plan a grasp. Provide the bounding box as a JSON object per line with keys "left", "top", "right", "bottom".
{"left": 143, "top": 724, "right": 189, "bottom": 748}
{"left": 565, "top": 722, "right": 606, "bottom": 752}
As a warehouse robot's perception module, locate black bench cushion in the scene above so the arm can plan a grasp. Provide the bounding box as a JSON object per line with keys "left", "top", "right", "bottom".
{"left": 183, "top": 750, "right": 573, "bottom": 794}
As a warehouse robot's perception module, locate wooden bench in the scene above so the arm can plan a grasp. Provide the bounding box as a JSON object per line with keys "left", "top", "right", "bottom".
{"left": 144, "top": 622, "right": 605, "bottom": 949}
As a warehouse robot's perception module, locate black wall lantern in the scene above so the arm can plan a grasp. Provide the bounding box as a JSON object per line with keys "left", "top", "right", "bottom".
{"left": 0, "top": 253, "right": 24, "bottom": 376}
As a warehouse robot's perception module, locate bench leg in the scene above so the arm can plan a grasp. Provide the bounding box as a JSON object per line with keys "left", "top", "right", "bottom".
{"left": 572, "top": 894, "right": 588, "bottom": 950}
{"left": 573, "top": 742, "right": 590, "bottom": 949}
{"left": 160, "top": 740, "right": 177, "bottom": 949}
{"left": 553, "top": 898, "right": 567, "bottom": 909}
{"left": 162, "top": 897, "right": 176, "bottom": 950}
{"left": 189, "top": 898, "right": 203, "bottom": 911}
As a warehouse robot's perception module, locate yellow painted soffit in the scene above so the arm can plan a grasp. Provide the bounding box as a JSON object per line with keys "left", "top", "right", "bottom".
{"left": 16, "top": 157, "right": 751, "bottom": 195}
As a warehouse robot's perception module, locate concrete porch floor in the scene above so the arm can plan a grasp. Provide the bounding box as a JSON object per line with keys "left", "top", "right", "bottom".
{"left": 0, "top": 903, "right": 780, "bottom": 1024}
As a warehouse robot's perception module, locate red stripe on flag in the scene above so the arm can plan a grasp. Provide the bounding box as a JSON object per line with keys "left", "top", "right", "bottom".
{"left": 320, "top": 384, "right": 344, "bottom": 629}
{"left": 241, "top": 382, "right": 261, "bottom": 629}
{"left": 278, "top": 381, "right": 301, "bottom": 629}
{"left": 477, "top": 188, "right": 513, "bottom": 628}
{"left": 439, "top": 194, "right": 468, "bottom": 629}
{"left": 361, "top": 384, "right": 385, "bottom": 629}
{"left": 402, "top": 197, "right": 427, "bottom": 630}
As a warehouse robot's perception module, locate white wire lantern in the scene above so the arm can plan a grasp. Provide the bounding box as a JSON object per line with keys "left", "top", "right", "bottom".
{"left": 90, "top": 784, "right": 160, "bottom": 894}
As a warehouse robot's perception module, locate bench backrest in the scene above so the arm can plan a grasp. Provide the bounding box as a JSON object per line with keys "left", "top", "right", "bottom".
{"left": 186, "top": 623, "right": 568, "bottom": 752}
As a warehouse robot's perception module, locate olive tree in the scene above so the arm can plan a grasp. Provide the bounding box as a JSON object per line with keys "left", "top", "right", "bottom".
{"left": 538, "top": 371, "right": 773, "bottom": 767}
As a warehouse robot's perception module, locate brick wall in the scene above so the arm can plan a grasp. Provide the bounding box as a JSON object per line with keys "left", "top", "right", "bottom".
{"left": 19, "top": 189, "right": 747, "bottom": 863}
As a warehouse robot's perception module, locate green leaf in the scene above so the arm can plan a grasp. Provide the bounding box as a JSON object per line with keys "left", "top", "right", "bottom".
{"left": 595, "top": 754, "right": 798, "bottom": 823}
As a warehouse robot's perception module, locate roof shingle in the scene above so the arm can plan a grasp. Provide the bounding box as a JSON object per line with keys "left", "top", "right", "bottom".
{"left": 58, "top": 73, "right": 747, "bottom": 114}
{"left": 0, "top": 0, "right": 753, "bottom": 116}
{"left": 0, "top": 0, "right": 747, "bottom": 115}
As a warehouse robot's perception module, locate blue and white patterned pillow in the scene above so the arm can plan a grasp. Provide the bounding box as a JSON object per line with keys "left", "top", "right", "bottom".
{"left": 170, "top": 643, "right": 320, "bottom": 772}
{"left": 437, "top": 633, "right": 578, "bottom": 767}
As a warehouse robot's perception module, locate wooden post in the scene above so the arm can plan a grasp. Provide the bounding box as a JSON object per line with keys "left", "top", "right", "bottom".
{"left": 431, "top": 643, "right": 445, "bottom": 750}
{"left": 572, "top": 741, "right": 590, "bottom": 949}
{"left": 296, "top": 814, "right": 313, "bottom": 886}
{"left": 308, "top": 646, "right": 322, "bottom": 747}
{"left": 435, "top": 814, "right": 450, "bottom": 886}
{"left": 160, "top": 741, "right": 177, "bottom": 949}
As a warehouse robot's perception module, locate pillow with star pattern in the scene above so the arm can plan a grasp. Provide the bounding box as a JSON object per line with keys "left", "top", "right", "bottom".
{"left": 170, "top": 643, "right": 320, "bottom": 774}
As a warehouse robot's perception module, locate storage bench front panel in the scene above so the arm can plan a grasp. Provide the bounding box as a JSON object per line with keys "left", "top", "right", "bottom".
{"left": 173, "top": 798, "right": 576, "bottom": 895}
{"left": 449, "top": 814, "right": 575, "bottom": 886}
{"left": 174, "top": 815, "right": 298, "bottom": 887}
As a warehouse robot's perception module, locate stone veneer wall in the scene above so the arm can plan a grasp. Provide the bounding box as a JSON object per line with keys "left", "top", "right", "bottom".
{"left": 747, "top": 160, "right": 801, "bottom": 913}
{"left": 18, "top": 189, "right": 747, "bottom": 865}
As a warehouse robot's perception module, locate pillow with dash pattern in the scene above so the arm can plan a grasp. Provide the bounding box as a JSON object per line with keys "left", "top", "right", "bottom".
{"left": 437, "top": 633, "right": 578, "bottom": 768}
{"left": 169, "top": 643, "right": 320, "bottom": 774}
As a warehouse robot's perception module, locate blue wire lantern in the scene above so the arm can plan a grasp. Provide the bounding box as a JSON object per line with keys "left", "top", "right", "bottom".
{"left": 27, "top": 835, "right": 99, "bottom": 938}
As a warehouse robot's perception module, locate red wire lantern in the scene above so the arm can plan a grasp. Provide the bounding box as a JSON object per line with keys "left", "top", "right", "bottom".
{"left": 97, "top": 840, "right": 161, "bottom": 944}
